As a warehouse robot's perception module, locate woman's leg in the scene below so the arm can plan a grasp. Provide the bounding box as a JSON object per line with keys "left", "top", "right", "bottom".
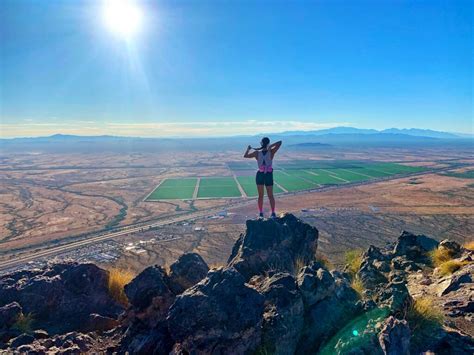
{"left": 257, "top": 184, "right": 265, "bottom": 215}
{"left": 266, "top": 185, "right": 275, "bottom": 215}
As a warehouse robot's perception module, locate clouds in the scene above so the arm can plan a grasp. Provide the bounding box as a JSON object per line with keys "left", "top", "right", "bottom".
{"left": 0, "top": 119, "right": 346, "bottom": 138}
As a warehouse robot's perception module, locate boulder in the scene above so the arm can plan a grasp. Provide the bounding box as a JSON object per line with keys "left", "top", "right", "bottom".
{"left": 168, "top": 267, "right": 265, "bottom": 354}
{"left": 9, "top": 333, "right": 35, "bottom": 348}
{"left": 437, "top": 269, "right": 473, "bottom": 297}
{"left": 167, "top": 253, "right": 209, "bottom": 294}
{"left": 378, "top": 316, "right": 410, "bottom": 355}
{"left": 391, "top": 256, "right": 420, "bottom": 272}
{"left": 227, "top": 214, "right": 318, "bottom": 280}
{"left": 297, "top": 262, "right": 336, "bottom": 307}
{"left": 357, "top": 261, "right": 388, "bottom": 291}
{"left": 374, "top": 281, "right": 412, "bottom": 314}
{"left": 297, "top": 272, "right": 361, "bottom": 353}
{"left": 32, "top": 329, "right": 49, "bottom": 340}
{"left": 252, "top": 272, "right": 304, "bottom": 355}
{"left": 0, "top": 263, "right": 123, "bottom": 334}
{"left": 0, "top": 302, "right": 22, "bottom": 329}
{"left": 124, "top": 265, "right": 173, "bottom": 312}
{"left": 392, "top": 231, "right": 437, "bottom": 263}
{"left": 120, "top": 323, "right": 172, "bottom": 355}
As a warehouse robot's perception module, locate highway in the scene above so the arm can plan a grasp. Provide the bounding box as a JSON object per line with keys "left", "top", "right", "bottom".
{"left": 0, "top": 166, "right": 458, "bottom": 273}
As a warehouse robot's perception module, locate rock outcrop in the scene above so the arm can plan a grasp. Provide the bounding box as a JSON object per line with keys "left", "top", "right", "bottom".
{"left": 168, "top": 267, "right": 265, "bottom": 354}
{"left": 0, "top": 263, "right": 123, "bottom": 335}
{"left": 228, "top": 213, "right": 318, "bottom": 280}
{"left": 1, "top": 215, "right": 473, "bottom": 354}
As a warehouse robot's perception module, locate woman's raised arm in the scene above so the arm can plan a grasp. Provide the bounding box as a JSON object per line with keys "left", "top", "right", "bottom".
{"left": 270, "top": 140, "right": 282, "bottom": 157}
{"left": 244, "top": 145, "right": 257, "bottom": 158}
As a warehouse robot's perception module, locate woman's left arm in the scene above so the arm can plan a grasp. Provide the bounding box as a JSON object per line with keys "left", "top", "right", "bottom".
{"left": 270, "top": 141, "right": 282, "bottom": 158}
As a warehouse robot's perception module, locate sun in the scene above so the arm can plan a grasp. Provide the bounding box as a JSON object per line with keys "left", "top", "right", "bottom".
{"left": 103, "top": 0, "right": 143, "bottom": 39}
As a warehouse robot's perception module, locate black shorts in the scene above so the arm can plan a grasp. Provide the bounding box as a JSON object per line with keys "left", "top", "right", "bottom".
{"left": 256, "top": 171, "right": 274, "bottom": 186}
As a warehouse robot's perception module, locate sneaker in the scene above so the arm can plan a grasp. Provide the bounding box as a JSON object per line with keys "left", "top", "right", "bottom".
{"left": 259, "top": 212, "right": 264, "bottom": 219}
{"left": 271, "top": 212, "right": 277, "bottom": 219}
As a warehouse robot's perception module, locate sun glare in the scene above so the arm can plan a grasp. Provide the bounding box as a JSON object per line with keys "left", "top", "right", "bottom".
{"left": 103, "top": 0, "right": 143, "bottom": 39}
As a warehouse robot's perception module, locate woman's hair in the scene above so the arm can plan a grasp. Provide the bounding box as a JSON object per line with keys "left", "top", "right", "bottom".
{"left": 260, "top": 137, "right": 270, "bottom": 149}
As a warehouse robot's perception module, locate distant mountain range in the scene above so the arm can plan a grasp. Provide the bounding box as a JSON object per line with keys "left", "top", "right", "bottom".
{"left": 1, "top": 127, "right": 472, "bottom": 153}
{"left": 278, "top": 127, "right": 467, "bottom": 139}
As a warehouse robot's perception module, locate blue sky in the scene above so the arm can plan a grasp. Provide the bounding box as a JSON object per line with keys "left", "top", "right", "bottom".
{"left": 1, "top": 0, "right": 472, "bottom": 137}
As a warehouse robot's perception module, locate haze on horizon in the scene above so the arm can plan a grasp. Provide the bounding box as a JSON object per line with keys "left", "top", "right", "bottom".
{"left": 0, "top": 0, "right": 472, "bottom": 138}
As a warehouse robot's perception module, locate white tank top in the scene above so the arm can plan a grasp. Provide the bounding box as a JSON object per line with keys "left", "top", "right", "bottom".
{"left": 257, "top": 150, "right": 273, "bottom": 173}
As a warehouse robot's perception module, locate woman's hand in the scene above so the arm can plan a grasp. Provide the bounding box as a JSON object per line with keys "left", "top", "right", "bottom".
{"left": 244, "top": 145, "right": 257, "bottom": 158}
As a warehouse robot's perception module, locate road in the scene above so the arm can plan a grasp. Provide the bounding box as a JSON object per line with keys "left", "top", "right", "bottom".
{"left": 0, "top": 166, "right": 458, "bottom": 273}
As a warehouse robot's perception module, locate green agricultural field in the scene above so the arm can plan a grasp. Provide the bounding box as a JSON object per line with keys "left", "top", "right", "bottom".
{"left": 305, "top": 169, "right": 347, "bottom": 185}
{"left": 236, "top": 176, "right": 284, "bottom": 197}
{"left": 328, "top": 169, "right": 374, "bottom": 182}
{"left": 273, "top": 171, "right": 316, "bottom": 191}
{"left": 197, "top": 177, "right": 242, "bottom": 198}
{"left": 146, "top": 178, "right": 197, "bottom": 200}
{"left": 366, "top": 163, "right": 425, "bottom": 175}
{"left": 443, "top": 170, "right": 474, "bottom": 179}
{"left": 348, "top": 167, "right": 392, "bottom": 178}
{"left": 145, "top": 161, "right": 427, "bottom": 200}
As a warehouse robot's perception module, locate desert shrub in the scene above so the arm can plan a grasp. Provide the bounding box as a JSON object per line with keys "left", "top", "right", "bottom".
{"left": 12, "top": 313, "right": 34, "bottom": 333}
{"left": 406, "top": 297, "right": 444, "bottom": 351}
{"left": 344, "top": 249, "right": 363, "bottom": 275}
{"left": 406, "top": 297, "right": 443, "bottom": 331}
{"left": 438, "top": 260, "right": 469, "bottom": 277}
{"left": 315, "top": 253, "right": 334, "bottom": 270}
{"left": 463, "top": 240, "right": 474, "bottom": 251}
{"left": 429, "top": 247, "right": 454, "bottom": 267}
{"left": 350, "top": 276, "right": 364, "bottom": 298}
{"left": 107, "top": 268, "right": 135, "bottom": 306}
{"left": 208, "top": 262, "right": 225, "bottom": 270}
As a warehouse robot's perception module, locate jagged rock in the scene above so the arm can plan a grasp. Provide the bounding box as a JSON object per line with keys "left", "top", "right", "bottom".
{"left": 365, "top": 245, "right": 389, "bottom": 261}
{"left": 251, "top": 272, "right": 304, "bottom": 355}
{"left": 0, "top": 263, "right": 123, "bottom": 334}
{"left": 168, "top": 267, "right": 265, "bottom": 354}
{"left": 16, "top": 344, "right": 38, "bottom": 353}
{"left": 59, "top": 332, "right": 94, "bottom": 352}
{"left": 298, "top": 271, "right": 361, "bottom": 352}
{"left": 32, "top": 329, "right": 49, "bottom": 340}
{"left": 392, "top": 231, "right": 438, "bottom": 263}
{"left": 358, "top": 261, "right": 388, "bottom": 291}
{"left": 124, "top": 265, "right": 173, "bottom": 312}
{"left": 416, "top": 328, "right": 474, "bottom": 354}
{"left": 0, "top": 328, "right": 22, "bottom": 346}
{"left": 88, "top": 313, "right": 119, "bottom": 332}
{"left": 0, "top": 302, "right": 22, "bottom": 329}
{"left": 167, "top": 253, "right": 209, "bottom": 294}
{"left": 374, "top": 281, "right": 411, "bottom": 314}
{"left": 391, "top": 256, "right": 420, "bottom": 272}
{"left": 227, "top": 214, "right": 318, "bottom": 280}
{"left": 119, "top": 254, "right": 208, "bottom": 354}
{"left": 9, "top": 333, "right": 35, "bottom": 348}
{"left": 297, "top": 262, "right": 336, "bottom": 307}
{"left": 388, "top": 269, "right": 407, "bottom": 283}
{"left": 120, "top": 323, "right": 172, "bottom": 355}
{"left": 437, "top": 269, "right": 473, "bottom": 297}
{"left": 378, "top": 316, "right": 410, "bottom": 355}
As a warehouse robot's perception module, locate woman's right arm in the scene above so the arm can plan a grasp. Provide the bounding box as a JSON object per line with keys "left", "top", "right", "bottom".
{"left": 244, "top": 145, "right": 257, "bottom": 158}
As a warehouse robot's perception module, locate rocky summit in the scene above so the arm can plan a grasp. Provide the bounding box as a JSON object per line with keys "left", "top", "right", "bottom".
{"left": 0, "top": 213, "right": 473, "bottom": 354}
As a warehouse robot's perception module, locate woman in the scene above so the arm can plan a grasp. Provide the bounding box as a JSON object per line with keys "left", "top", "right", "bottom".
{"left": 244, "top": 137, "right": 282, "bottom": 218}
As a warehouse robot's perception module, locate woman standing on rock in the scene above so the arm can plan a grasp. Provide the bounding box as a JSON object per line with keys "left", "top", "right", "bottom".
{"left": 244, "top": 137, "right": 282, "bottom": 218}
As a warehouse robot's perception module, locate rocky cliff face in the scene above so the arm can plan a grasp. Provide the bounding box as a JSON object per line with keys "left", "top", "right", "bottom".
{"left": 0, "top": 214, "right": 472, "bottom": 354}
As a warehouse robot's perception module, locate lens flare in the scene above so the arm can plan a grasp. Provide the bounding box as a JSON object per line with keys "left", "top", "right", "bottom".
{"left": 103, "top": 0, "right": 143, "bottom": 39}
